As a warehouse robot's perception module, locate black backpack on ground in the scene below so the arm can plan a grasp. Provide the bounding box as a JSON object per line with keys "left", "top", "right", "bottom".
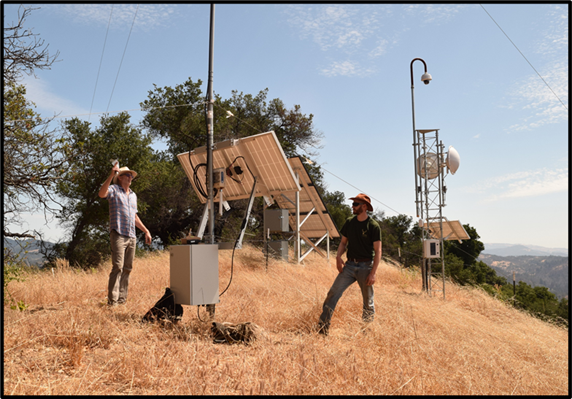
{"left": 142, "top": 287, "right": 183, "bottom": 323}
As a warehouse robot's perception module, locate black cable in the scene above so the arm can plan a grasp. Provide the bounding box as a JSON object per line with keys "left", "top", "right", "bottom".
{"left": 187, "top": 105, "right": 256, "bottom": 298}
{"left": 106, "top": 5, "right": 139, "bottom": 113}
{"left": 187, "top": 152, "right": 219, "bottom": 201}
{"left": 188, "top": 85, "right": 222, "bottom": 201}
{"left": 197, "top": 304, "right": 205, "bottom": 322}
{"left": 193, "top": 239, "right": 239, "bottom": 323}
{"left": 480, "top": 4, "right": 568, "bottom": 111}
{"left": 219, "top": 166, "right": 256, "bottom": 297}
{"left": 232, "top": 155, "right": 255, "bottom": 180}
{"left": 89, "top": 5, "right": 113, "bottom": 121}
{"left": 226, "top": 156, "right": 245, "bottom": 183}
{"left": 219, "top": 206, "right": 249, "bottom": 297}
{"left": 225, "top": 155, "right": 256, "bottom": 184}
{"left": 186, "top": 87, "right": 211, "bottom": 201}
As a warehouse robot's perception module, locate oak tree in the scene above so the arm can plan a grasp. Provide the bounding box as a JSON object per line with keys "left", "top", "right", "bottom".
{"left": 3, "top": 5, "right": 64, "bottom": 240}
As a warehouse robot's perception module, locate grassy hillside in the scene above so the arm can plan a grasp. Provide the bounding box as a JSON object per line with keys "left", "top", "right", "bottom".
{"left": 3, "top": 245, "right": 568, "bottom": 395}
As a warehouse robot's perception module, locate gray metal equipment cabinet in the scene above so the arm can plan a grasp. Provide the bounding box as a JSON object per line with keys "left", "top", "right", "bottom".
{"left": 169, "top": 244, "right": 219, "bottom": 306}
{"left": 264, "top": 209, "right": 289, "bottom": 232}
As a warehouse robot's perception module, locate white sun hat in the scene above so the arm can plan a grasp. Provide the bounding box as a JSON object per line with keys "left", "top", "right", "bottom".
{"left": 113, "top": 166, "right": 138, "bottom": 184}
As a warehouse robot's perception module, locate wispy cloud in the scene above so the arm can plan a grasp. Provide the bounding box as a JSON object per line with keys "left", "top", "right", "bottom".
{"left": 403, "top": 4, "right": 463, "bottom": 24}
{"left": 284, "top": 4, "right": 464, "bottom": 78}
{"left": 466, "top": 167, "right": 568, "bottom": 202}
{"left": 534, "top": 5, "right": 568, "bottom": 58}
{"left": 320, "top": 60, "right": 375, "bottom": 78}
{"left": 285, "top": 5, "right": 378, "bottom": 53}
{"left": 48, "top": 4, "right": 179, "bottom": 32}
{"left": 22, "top": 75, "right": 90, "bottom": 119}
{"left": 507, "top": 62, "right": 568, "bottom": 132}
{"left": 505, "top": 5, "right": 568, "bottom": 132}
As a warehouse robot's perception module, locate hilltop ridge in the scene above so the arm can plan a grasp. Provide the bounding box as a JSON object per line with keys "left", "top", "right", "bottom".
{"left": 483, "top": 242, "right": 568, "bottom": 257}
{"left": 3, "top": 245, "right": 568, "bottom": 395}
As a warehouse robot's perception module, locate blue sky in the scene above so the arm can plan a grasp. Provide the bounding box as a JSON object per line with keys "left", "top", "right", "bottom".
{"left": 4, "top": 3, "right": 568, "bottom": 249}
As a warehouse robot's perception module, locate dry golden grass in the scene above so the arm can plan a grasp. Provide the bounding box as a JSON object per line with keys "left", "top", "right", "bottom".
{"left": 4, "top": 245, "right": 568, "bottom": 395}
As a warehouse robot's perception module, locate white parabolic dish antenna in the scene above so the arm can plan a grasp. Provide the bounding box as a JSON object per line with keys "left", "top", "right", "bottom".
{"left": 416, "top": 152, "right": 440, "bottom": 180}
{"left": 416, "top": 146, "right": 460, "bottom": 179}
{"left": 446, "top": 145, "right": 460, "bottom": 175}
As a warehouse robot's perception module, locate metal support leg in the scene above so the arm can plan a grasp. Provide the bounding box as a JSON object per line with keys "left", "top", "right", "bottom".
{"left": 235, "top": 177, "right": 258, "bottom": 249}
{"left": 296, "top": 173, "right": 300, "bottom": 264}
{"left": 197, "top": 202, "right": 209, "bottom": 239}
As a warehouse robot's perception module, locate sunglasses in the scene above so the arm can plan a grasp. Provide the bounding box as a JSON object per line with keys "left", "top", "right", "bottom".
{"left": 352, "top": 202, "right": 365, "bottom": 207}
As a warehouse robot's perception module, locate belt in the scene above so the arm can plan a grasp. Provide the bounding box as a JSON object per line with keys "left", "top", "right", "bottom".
{"left": 347, "top": 258, "right": 372, "bottom": 263}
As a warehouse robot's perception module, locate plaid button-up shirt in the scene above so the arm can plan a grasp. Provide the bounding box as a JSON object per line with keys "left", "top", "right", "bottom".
{"left": 106, "top": 184, "right": 138, "bottom": 238}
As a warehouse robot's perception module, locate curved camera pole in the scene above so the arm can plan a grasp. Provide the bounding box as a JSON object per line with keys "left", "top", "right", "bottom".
{"left": 410, "top": 57, "right": 429, "bottom": 219}
{"left": 410, "top": 57, "right": 429, "bottom": 293}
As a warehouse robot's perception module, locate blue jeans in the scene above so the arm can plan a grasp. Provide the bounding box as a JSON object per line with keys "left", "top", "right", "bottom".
{"left": 319, "top": 261, "right": 375, "bottom": 328}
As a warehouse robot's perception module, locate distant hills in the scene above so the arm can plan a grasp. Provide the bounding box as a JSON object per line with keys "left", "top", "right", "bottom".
{"left": 483, "top": 243, "right": 568, "bottom": 257}
{"left": 480, "top": 243, "right": 568, "bottom": 299}
{"left": 4, "top": 238, "right": 569, "bottom": 298}
{"left": 3, "top": 238, "right": 53, "bottom": 267}
{"left": 479, "top": 254, "right": 568, "bottom": 300}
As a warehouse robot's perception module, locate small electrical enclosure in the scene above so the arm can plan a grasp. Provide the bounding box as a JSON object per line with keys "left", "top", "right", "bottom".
{"left": 170, "top": 244, "right": 219, "bottom": 306}
{"left": 264, "top": 209, "right": 289, "bottom": 232}
{"left": 268, "top": 240, "right": 289, "bottom": 261}
{"left": 424, "top": 239, "right": 441, "bottom": 259}
{"left": 213, "top": 168, "right": 225, "bottom": 189}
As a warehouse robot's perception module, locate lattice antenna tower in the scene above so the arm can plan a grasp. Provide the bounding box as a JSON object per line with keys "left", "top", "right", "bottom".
{"left": 410, "top": 58, "right": 468, "bottom": 299}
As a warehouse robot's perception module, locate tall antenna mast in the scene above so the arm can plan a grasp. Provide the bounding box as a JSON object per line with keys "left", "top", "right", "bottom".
{"left": 206, "top": 4, "right": 215, "bottom": 244}
{"left": 409, "top": 58, "right": 465, "bottom": 299}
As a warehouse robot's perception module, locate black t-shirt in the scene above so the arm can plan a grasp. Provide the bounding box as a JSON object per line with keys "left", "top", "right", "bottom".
{"left": 340, "top": 216, "right": 382, "bottom": 260}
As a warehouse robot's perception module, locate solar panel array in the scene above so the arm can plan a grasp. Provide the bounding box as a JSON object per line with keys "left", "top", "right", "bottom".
{"left": 177, "top": 131, "right": 299, "bottom": 203}
{"left": 424, "top": 220, "right": 469, "bottom": 241}
{"left": 275, "top": 156, "right": 340, "bottom": 239}
{"left": 178, "top": 132, "right": 340, "bottom": 241}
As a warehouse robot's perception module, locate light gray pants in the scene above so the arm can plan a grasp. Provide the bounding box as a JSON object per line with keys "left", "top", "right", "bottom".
{"left": 108, "top": 229, "right": 136, "bottom": 304}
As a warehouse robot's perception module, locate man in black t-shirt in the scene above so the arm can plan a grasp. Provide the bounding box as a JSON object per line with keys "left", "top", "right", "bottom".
{"left": 317, "top": 193, "right": 382, "bottom": 335}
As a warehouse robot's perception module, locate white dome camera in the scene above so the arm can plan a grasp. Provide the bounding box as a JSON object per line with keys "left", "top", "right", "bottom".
{"left": 421, "top": 72, "right": 432, "bottom": 85}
